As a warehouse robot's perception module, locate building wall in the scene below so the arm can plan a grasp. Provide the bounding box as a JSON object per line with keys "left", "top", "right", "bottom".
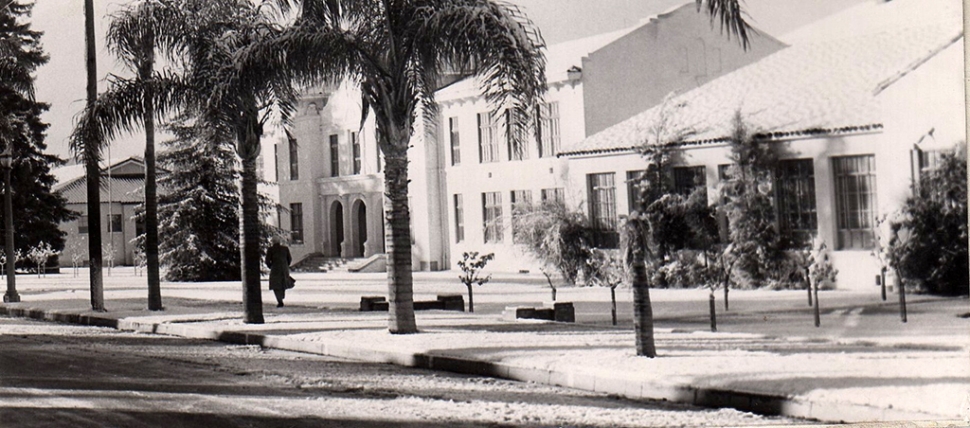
{"left": 59, "top": 201, "right": 139, "bottom": 267}
{"left": 564, "top": 126, "right": 956, "bottom": 291}
{"left": 582, "top": 5, "right": 786, "bottom": 136}
{"left": 436, "top": 78, "right": 583, "bottom": 272}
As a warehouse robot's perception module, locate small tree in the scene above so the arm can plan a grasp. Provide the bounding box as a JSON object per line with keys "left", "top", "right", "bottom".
{"left": 513, "top": 200, "right": 594, "bottom": 300}
{"left": 68, "top": 239, "right": 84, "bottom": 278}
{"left": 805, "top": 238, "right": 838, "bottom": 327}
{"left": 457, "top": 252, "right": 494, "bottom": 313}
{"left": 103, "top": 243, "right": 116, "bottom": 276}
{"left": 28, "top": 241, "right": 57, "bottom": 278}
{"left": 587, "top": 249, "right": 624, "bottom": 326}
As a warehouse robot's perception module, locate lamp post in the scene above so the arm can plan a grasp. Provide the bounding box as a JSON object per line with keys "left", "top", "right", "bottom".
{"left": 1, "top": 146, "right": 18, "bottom": 303}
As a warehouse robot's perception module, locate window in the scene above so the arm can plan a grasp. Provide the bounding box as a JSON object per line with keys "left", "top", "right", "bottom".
{"left": 351, "top": 132, "right": 361, "bottom": 174}
{"left": 511, "top": 190, "right": 533, "bottom": 242}
{"left": 775, "top": 159, "right": 817, "bottom": 247}
{"left": 482, "top": 192, "right": 503, "bottom": 243}
{"left": 833, "top": 155, "right": 877, "bottom": 249}
{"left": 588, "top": 173, "right": 618, "bottom": 248}
{"left": 718, "top": 164, "right": 735, "bottom": 181}
{"left": 507, "top": 111, "right": 528, "bottom": 161}
{"left": 538, "top": 102, "right": 561, "bottom": 158}
{"left": 541, "top": 188, "right": 565, "bottom": 204}
{"left": 454, "top": 194, "right": 464, "bottom": 243}
{"left": 290, "top": 203, "right": 304, "bottom": 244}
{"left": 449, "top": 117, "right": 460, "bottom": 166}
{"left": 274, "top": 145, "right": 279, "bottom": 182}
{"left": 626, "top": 170, "right": 647, "bottom": 214}
{"left": 135, "top": 217, "right": 145, "bottom": 238}
{"left": 107, "top": 214, "right": 122, "bottom": 233}
{"left": 673, "top": 166, "right": 707, "bottom": 199}
{"left": 78, "top": 216, "right": 89, "bottom": 234}
{"left": 477, "top": 112, "right": 500, "bottom": 163}
{"left": 329, "top": 134, "right": 339, "bottom": 177}
{"left": 288, "top": 137, "right": 299, "bottom": 180}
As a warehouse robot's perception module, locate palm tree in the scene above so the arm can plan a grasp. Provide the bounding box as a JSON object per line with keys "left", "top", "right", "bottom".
{"left": 82, "top": 0, "right": 104, "bottom": 311}
{"left": 697, "top": 0, "right": 751, "bottom": 48}
{"left": 241, "top": 0, "right": 548, "bottom": 334}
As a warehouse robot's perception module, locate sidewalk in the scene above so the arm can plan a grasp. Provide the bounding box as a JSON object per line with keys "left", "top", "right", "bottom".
{"left": 2, "top": 291, "right": 968, "bottom": 424}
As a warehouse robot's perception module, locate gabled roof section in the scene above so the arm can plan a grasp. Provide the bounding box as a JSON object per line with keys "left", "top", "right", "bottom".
{"left": 561, "top": 0, "right": 963, "bottom": 157}
{"left": 52, "top": 156, "right": 171, "bottom": 204}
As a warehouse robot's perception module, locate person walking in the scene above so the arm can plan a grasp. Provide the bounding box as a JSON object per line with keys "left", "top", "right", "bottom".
{"left": 266, "top": 236, "right": 292, "bottom": 307}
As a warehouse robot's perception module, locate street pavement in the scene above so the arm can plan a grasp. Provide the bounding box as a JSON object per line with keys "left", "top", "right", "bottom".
{"left": 1, "top": 267, "right": 968, "bottom": 424}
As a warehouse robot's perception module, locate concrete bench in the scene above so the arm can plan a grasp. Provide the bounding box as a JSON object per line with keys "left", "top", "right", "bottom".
{"left": 502, "top": 302, "right": 574, "bottom": 323}
{"left": 360, "top": 294, "right": 465, "bottom": 312}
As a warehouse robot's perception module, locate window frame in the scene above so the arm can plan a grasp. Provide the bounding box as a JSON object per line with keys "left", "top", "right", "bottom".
{"left": 537, "top": 102, "right": 561, "bottom": 158}
{"left": 454, "top": 194, "right": 464, "bottom": 243}
{"left": 833, "top": 155, "right": 878, "bottom": 250}
{"left": 482, "top": 191, "right": 503, "bottom": 244}
{"left": 477, "top": 112, "right": 500, "bottom": 163}
{"left": 449, "top": 116, "right": 460, "bottom": 166}
{"left": 78, "top": 215, "right": 89, "bottom": 234}
{"left": 290, "top": 203, "right": 304, "bottom": 244}
{"left": 288, "top": 137, "right": 299, "bottom": 181}
{"left": 329, "top": 134, "right": 339, "bottom": 177}
{"left": 588, "top": 173, "right": 618, "bottom": 248}
{"left": 774, "top": 158, "right": 818, "bottom": 248}
{"left": 351, "top": 132, "right": 361, "bottom": 174}
{"left": 107, "top": 214, "right": 122, "bottom": 233}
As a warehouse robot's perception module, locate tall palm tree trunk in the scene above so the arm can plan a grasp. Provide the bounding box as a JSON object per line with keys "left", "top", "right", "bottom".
{"left": 84, "top": 0, "right": 104, "bottom": 311}
{"left": 631, "top": 260, "right": 656, "bottom": 357}
{"left": 141, "top": 51, "right": 162, "bottom": 311}
{"left": 240, "top": 153, "right": 264, "bottom": 324}
{"left": 383, "top": 142, "right": 417, "bottom": 334}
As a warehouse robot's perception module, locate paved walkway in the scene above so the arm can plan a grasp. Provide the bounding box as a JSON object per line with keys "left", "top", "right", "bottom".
{"left": 1, "top": 272, "right": 968, "bottom": 424}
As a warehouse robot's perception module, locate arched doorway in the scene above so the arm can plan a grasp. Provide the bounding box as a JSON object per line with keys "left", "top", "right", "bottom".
{"left": 354, "top": 200, "right": 367, "bottom": 257}
{"left": 331, "top": 201, "right": 344, "bottom": 257}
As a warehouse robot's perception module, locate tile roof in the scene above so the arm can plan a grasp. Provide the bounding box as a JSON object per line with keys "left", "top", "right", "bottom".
{"left": 58, "top": 176, "right": 146, "bottom": 205}
{"left": 561, "top": 13, "right": 963, "bottom": 157}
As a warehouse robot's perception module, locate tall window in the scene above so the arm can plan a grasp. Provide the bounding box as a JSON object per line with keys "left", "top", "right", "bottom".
{"left": 507, "top": 111, "right": 528, "bottom": 161}
{"left": 673, "top": 166, "right": 707, "bottom": 199}
{"left": 775, "top": 159, "right": 817, "bottom": 247}
{"left": 329, "top": 134, "right": 339, "bottom": 177}
{"left": 454, "top": 194, "right": 464, "bottom": 243}
{"left": 107, "top": 214, "right": 122, "bottom": 233}
{"left": 290, "top": 203, "right": 304, "bottom": 244}
{"left": 482, "top": 191, "right": 503, "bottom": 243}
{"left": 626, "top": 170, "right": 647, "bottom": 213}
{"left": 449, "top": 117, "right": 460, "bottom": 166}
{"left": 588, "top": 173, "right": 618, "bottom": 248}
{"left": 288, "top": 137, "right": 299, "bottom": 180}
{"left": 541, "top": 188, "right": 565, "bottom": 204}
{"left": 511, "top": 190, "right": 533, "bottom": 242}
{"left": 834, "top": 155, "right": 877, "bottom": 249}
{"left": 78, "top": 216, "right": 89, "bottom": 234}
{"left": 351, "top": 132, "right": 361, "bottom": 174}
{"left": 538, "top": 102, "right": 560, "bottom": 158}
{"left": 477, "top": 112, "right": 500, "bottom": 163}
{"left": 274, "top": 145, "right": 279, "bottom": 182}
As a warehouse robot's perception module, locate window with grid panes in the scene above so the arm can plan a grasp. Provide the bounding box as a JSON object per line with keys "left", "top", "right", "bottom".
{"left": 290, "top": 203, "right": 304, "bottom": 244}
{"left": 775, "top": 159, "right": 817, "bottom": 247}
{"left": 351, "top": 132, "right": 361, "bottom": 174}
{"left": 288, "top": 137, "right": 299, "bottom": 180}
{"left": 482, "top": 192, "right": 503, "bottom": 243}
{"left": 538, "top": 102, "right": 560, "bottom": 158}
{"left": 454, "top": 194, "right": 464, "bottom": 243}
{"left": 510, "top": 190, "right": 532, "bottom": 242}
{"left": 541, "top": 188, "right": 565, "bottom": 204}
{"left": 449, "top": 117, "right": 460, "bottom": 166}
{"left": 833, "top": 155, "right": 877, "bottom": 249}
{"left": 329, "top": 134, "right": 339, "bottom": 177}
{"left": 78, "top": 216, "right": 89, "bottom": 234}
{"left": 477, "top": 112, "right": 500, "bottom": 163}
{"left": 673, "top": 166, "right": 707, "bottom": 199}
{"left": 507, "top": 111, "right": 528, "bottom": 161}
{"left": 588, "top": 173, "right": 618, "bottom": 248}
{"left": 626, "top": 170, "right": 647, "bottom": 214}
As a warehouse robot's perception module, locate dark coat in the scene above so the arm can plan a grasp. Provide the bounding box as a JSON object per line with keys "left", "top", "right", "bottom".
{"left": 266, "top": 243, "right": 291, "bottom": 291}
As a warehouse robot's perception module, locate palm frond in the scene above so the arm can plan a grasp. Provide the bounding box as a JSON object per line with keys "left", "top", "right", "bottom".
{"left": 696, "top": 0, "right": 752, "bottom": 49}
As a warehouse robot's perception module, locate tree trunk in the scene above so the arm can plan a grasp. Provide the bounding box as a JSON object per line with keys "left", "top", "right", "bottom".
{"left": 141, "top": 51, "right": 162, "bottom": 312}
{"left": 805, "top": 268, "right": 813, "bottom": 307}
{"left": 896, "top": 269, "right": 907, "bottom": 323}
{"left": 610, "top": 286, "right": 617, "bottom": 326}
{"left": 551, "top": 285, "right": 557, "bottom": 301}
{"left": 466, "top": 284, "right": 474, "bottom": 313}
{"left": 723, "top": 282, "right": 729, "bottom": 311}
{"left": 813, "top": 279, "right": 821, "bottom": 327}
{"left": 240, "top": 154, "right": 263, "bottom": 324}
{"left": 709, "top": 290, "right": 717, "bottom": 332}
{"left": 383, "top": 145, "right": 417, "bottom": 334}
{"left": 84, "top": 0, "right": 104, "bottom": 312}
{"left": 631, "top": 261, "right": 656, "bottom": 357}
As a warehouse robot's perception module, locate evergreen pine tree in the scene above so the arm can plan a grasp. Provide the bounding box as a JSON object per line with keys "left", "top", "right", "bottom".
{"left": 0, "top": 1, "right": 74, "bottom": 268}
{"left": 156, "top": 122, "right": 241, "bottom": 281}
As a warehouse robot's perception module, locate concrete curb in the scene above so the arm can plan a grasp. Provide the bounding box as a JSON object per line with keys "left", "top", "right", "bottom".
{"left": 0, "top": 305, "right": 955, "bottom": 423}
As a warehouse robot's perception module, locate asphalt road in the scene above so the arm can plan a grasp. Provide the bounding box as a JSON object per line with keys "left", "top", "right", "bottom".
{"left": 0, "top": 317, "right": 795, "bottom": 428}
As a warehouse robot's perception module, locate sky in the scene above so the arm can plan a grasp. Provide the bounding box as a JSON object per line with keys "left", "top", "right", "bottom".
{"left": 28, "top": 0, "right": 866, "bottom": 164}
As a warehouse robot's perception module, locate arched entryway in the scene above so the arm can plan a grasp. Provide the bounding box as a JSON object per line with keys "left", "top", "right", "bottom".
{"left": 330, "top": 201, "right": 344, "bottom": 257}
{"left": 353, "top": 200, "right": 367, "bottom": 257}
